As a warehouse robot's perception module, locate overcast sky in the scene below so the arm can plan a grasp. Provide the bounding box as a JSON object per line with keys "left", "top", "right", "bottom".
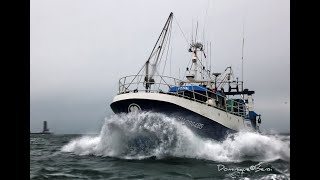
{"left": 31, "top": 0, "right": 290, "bottom": 134}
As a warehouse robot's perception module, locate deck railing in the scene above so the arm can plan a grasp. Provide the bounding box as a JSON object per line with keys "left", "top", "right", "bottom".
{"left": 118, "top": 75, "right": 247, "bottom": 117}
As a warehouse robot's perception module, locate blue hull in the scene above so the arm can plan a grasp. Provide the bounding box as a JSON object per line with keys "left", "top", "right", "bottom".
{"left": 110, "top": 99, "right": 236, "bottom": 141}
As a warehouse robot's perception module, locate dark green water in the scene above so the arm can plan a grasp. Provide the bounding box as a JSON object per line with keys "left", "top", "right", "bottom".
{"left": 30, "top": 112, "right": 290, "bottom": 180}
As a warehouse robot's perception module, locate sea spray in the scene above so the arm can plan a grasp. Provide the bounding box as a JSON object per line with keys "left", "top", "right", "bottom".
{"left": 62, "top": 112, "right": 290, "bottom": 162}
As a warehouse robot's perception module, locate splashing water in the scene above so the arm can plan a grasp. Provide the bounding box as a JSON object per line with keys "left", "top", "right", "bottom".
{"left": 61, "top": 112, "right": 290, "bottom": 162}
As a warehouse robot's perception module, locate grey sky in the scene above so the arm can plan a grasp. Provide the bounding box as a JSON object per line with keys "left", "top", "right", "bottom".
{"left": 31, "top": 0, "right": 290, "bottom": 134}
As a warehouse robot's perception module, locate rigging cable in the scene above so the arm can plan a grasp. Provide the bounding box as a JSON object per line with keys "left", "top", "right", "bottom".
{"left": 124, "top": 63, "right": 146, "bottom": 90}
{"left": 155, "top": 21, "right": 172, "bottom": 74}
{"left": 152, "top": 20, "right": 173, "bottom": 88}
{"left": 173, "top": 16, "right": 189, "bottom": 45}
{"left": 161, "top": 23, "right": 173, "bottom": 76}
{"left": 158, "top": 22, "right": 173, "bottom": 89}
{"left": 125, "top": 13, "right": 173, "bottom": 90}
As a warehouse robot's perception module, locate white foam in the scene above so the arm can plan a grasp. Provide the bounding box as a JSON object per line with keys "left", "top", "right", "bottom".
{"left": 61, "top": 112, "right": 290, "bottom": 162}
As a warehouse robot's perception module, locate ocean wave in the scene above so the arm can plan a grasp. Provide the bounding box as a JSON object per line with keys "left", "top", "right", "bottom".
{"left": 61, "top": 112, "right": 290, "bottom": 162}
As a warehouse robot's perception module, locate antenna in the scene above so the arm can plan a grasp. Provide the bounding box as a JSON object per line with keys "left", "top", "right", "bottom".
{"left": 195, "top": 21, "right": 198, "bottom": 42}
{"left": 170, "top": 45, "right": 172, "bottom": 77}
{"left": 210, "top": 42, "right": 212, "bottom": 73}
{"left": 241, "top": 21, "right": 245, "bottom": 92}
{"left": 202, "top": 0, "right": 210, "bottom": 43}
{"left": 191, "top": 19, "right": 193, "bottom": 43}
{"left": 206, "top": 42, "right": 208, "bottom": 75}
{"left": 201, "top": 49, "right": 203, "bottom": 80}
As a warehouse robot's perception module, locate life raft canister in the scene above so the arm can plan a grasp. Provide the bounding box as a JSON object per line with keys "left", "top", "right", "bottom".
{"left": 258, "top": 115, "right": 262, "bottom": 124}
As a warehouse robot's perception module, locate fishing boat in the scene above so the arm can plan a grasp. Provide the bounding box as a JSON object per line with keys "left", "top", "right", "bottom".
{"left": 110, "top": 12, "right": 261, "bottom": 140}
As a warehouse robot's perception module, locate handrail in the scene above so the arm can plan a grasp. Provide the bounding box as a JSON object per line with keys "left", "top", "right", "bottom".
{"left": 117, "top": 74, "right": 247, "bottom": 117}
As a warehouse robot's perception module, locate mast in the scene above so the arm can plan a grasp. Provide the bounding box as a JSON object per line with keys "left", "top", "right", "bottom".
{"left": 144, "top": 12, "right": 173, "bottom": 91}
{"left": 187, "top": 42, "right": 204, "bottom": 82}
{"left": 193, "top": 51, "right": 197, "bottom": 80}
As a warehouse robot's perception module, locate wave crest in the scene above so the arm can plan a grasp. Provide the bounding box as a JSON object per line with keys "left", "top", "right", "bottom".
{"left": 61, "top": 112, "right": 290, "bottom": 162}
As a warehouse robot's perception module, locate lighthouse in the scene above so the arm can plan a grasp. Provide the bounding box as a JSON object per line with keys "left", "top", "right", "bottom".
{"left": 42, "top": 121, "right": 50, "bottom": 134}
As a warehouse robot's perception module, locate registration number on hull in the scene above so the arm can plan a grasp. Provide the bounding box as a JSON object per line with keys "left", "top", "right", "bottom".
{"left": 177, "top": 117, "right": 204, "bottom": 129}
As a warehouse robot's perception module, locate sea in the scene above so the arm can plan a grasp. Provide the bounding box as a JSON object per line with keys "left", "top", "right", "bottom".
{"left": 30, "top": 112, "right": 290, "bottom": 180}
